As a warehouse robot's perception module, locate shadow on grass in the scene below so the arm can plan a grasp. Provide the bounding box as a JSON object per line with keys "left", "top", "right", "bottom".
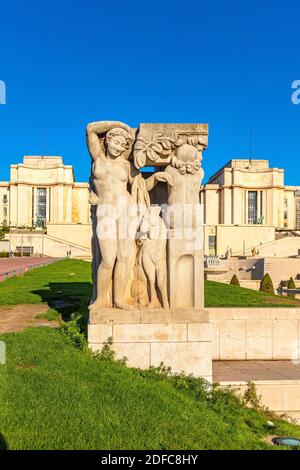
{"left": 0, "top": 433, "right": 8, "bottom": 450}
{"left": 32, "top": 282, "right": 92, "bottom": 334}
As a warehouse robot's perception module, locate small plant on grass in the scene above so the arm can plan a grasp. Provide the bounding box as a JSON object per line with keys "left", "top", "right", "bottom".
{"left": 242, "top": 382, "right": 277, "bottom": 420}
{"left": 287, "top": 277, "right": 296, "bottom": 298}
{"left": 140, "top": 363, "right": 213, "bottom": 402}
{"left": 243, "top": 382, "right": 262, "bottom": 409}
{"left": 230, "top": 274, "right": 240, "bottom": 286}
{"left": 59, "top": 314, "right": 88, "bottom": 351}
{"left": 93, "top": 337, "right": 128, "bottom": 365}
{"left": 259, "top": 273, "right": 275, "bottom": 295}
{"left": 94, "top": 337, "right": 116, "bottom": 361}
{"left": 139, "top": 362, "right": 173, "bottom": 380}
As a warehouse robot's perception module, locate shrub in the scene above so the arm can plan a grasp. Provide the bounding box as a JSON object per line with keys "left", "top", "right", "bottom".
{"left": 230, "top": 274, "right": 240, "bottom": 286}
{"left": 243, "top": 382, "right": 262, "bottom": 409}
{"left": 0, "top": 252, "right": 9, "bottom": 258}
{"left": 287, "top": 277, "right": 296, "bottom": 298}
{"left": 59, "top": 314, "right": 88, "bottom": 351}
{"left": 0, "top": 226, "right": 9, "bottom": 240}
{"left": 259, "top": 273, "right": 275, "bottom": 295}
{"left": 12, "top": 252, "right": 30, "bottom": 257}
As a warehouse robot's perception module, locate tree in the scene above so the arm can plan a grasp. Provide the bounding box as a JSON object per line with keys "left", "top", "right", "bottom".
{"left": 287, "top": 277, "right": 296, "bottom": 298}
{"left": 230, "top": 274, "right": 240, "bottom": 287}
{"left": 260, "top": 273, "right": 275, "bottom": 295}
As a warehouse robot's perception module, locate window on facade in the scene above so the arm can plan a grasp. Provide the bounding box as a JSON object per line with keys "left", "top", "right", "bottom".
{"left": 48, "top": 187, "right": 51, "bottom": 223}
{"left": 3, "top": 206, "right": 7, "bottom": 225}
{"left": 16, "top": 246, "right": 33, "bottom": 256}
{"left": 248, "top": 191, "right": 257, "bottom": 224}
{"left": 296, "top": 200, "right": 300, "bottom": 230}
{"left": 32, "top": 187, "right": 35, "bottom": 227}
{"left": 3, "top": 195, "right": 7, "bottom": 204}
{"left": 208, "top": 235, "right": 216, "bottom": 256}
{"left": 36, "top": 188, "right": 47, "bottom": 225}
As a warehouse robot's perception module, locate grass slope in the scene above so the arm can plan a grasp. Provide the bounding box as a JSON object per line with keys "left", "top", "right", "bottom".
{"left": 1, "top": 327, "right": 300, "bottom": 450}
{"left": 0, "top": 260, "right": 300, "bottom": 450}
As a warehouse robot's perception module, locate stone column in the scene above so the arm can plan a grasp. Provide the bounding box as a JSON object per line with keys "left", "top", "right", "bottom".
{"left": 168, "top": 229, "right": 204, "bottom": 310}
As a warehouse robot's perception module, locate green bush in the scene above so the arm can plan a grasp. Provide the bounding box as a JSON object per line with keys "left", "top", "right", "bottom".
{"left": 0, "top": 252, "right": 9, "bottom": 258}
{"left": 13, "top": 252, "right": 31, "bottom": 257}
{"left": 59, "top": 314, "right": 88, "bottom": 351}
{"left": 287, "top": 277, "right": 296, "bottom": 298}
{"left": 0, "top": 226, "right": 9, "bottom": 240}
{"left": 230, "top": 274, "right": 240, "bottom": 286}
{"left": 259, "top": 273, "right": 275, "bottom": 295}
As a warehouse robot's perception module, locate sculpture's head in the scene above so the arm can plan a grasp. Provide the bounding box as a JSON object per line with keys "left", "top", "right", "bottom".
{"left": 106, "top": 127, "right": 133, "bottom": 159}
{"left": 176, "top": 143, "right": 198, "bottom": 162}
{"left": 172, "top": 143, "right": 202, "bottom": 175}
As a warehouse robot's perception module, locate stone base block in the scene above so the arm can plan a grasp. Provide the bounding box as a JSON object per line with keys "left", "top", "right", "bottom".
{"left": 88, "top": 309, "right": 212, "bottom": 381}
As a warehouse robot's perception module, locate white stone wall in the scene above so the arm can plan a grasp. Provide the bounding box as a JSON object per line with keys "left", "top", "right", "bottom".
{"left": 4, "top": 232, "right": 91, "bottom": 258}
{"left": 209, "top": 308, "right": 300, "bottom": 361}
{"left": 47, "top": 224, "right": 92, "bottom": 250}
{"left": 204, "top": 225, "right": 275, "bottom": 257}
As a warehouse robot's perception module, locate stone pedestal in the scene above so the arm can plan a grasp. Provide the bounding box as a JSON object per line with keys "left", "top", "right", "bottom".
{"left": 88, "top": 309, "right": 212, "bottom": 381}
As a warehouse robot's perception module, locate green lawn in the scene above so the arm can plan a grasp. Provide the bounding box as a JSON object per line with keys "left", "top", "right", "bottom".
{"left": 0, "top": 259, "right": 92, "bottom": 330}
{"left": 0, "top": 259, "right": 92, "bottom": 306}
{"left": 0, "top": 259, "right": 300, "bottom": 450}
{"left": 0, "top": 259, "right": 300, "bottom": 312}
{"left": 205, "top": 280, "right": 300, "bottom": 308}
{"left": 1, "top": 327, "right": 300, "bottom": 450}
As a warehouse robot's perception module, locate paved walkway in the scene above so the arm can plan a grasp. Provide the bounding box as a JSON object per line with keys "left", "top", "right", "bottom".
{"left": 213, "top": 360, "right": 300, "bottom": 382}
{"left": 0, "top": 257, "right": 58, "bottom": 282}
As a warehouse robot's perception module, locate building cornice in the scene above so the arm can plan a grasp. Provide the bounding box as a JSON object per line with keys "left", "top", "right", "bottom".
{"left": 73, "top": 183, "right": 89, "bottom": 188}
{"left": 204, "top": 223, "right": 275, "bottom": 228}
{"left": 208, "top": 160, "right": 284, "bottom": 183}
{"left": 10, "top": 164, "right": 72, "bottom": 170}
{"left": 6, "top": 181, "right": 89, "bottom": 188}
{"left": 285, "top": 186, "right": 300, "bottom": 191}
{"left": 203, "top": 184, "right": 286, "bottom": 191}
{"left": 8, "top": 182, "right": 76, "bottom": 187}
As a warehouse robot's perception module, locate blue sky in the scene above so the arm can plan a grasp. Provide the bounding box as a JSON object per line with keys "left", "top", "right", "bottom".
{"left": 0, "top": 0, "right": 299, "bottom": 184}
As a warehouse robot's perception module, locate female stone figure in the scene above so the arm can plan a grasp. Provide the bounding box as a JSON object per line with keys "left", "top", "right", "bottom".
{"left": 87, "top": 121, "right": 172, "bottom": 311}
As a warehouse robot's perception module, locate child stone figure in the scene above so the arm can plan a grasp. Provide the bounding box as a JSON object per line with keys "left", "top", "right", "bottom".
{"left": 164, "top": 143, "right": 204, "bottom": 231}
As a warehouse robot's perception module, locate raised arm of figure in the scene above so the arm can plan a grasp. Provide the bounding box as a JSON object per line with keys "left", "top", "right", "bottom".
{"left": 86, "top": 121, "right": 132, "bottom": 162}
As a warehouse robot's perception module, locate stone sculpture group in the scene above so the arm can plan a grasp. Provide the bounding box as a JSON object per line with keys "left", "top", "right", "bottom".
{"left": 87, "top": 121, "right": 208, "bottom": 312}
{"left": 87, "top": 121, "right": 212, "bottom": 379}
